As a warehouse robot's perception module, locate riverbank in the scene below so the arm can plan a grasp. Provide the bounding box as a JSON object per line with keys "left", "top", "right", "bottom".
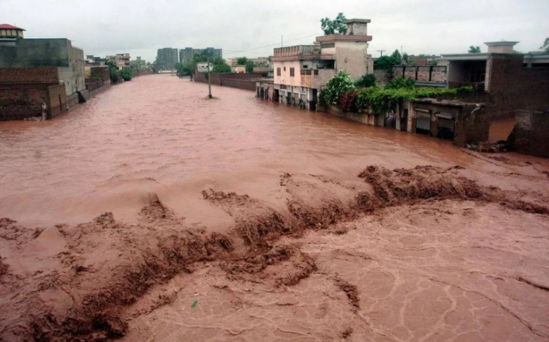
{"left": 1, "top": 75, "right": 548, "bottom": 341}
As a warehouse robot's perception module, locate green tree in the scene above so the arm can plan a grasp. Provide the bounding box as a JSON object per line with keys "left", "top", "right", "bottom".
{"left": 319, "top": 70, "right": 356, "bottom": 106}
{"left": 391, "top": 50, "right": 402, "bottom": 65}
{"left": 321, "top": 13, "right": 347, "bottom": 35}
{"left": 106, "top": 62, "right": 119, "bottom": 84}
{"left": 540, "top": 38, "right": 549, "bottom": 52}
{"left": 402, "top": 53, "right": 410, "bottom": 64}
{"left": 245, "top": 60, "right": 255, "bottom": 73}
{"left": 213, "top": 63, "right": 232, "bottom": 73}
{"left": 374, "top": 56, "right": 397, "bottom": 70}
{"left": 468, "top": 46, "right": 481, "bottom": 53}
{"left": 355, "top": 74, "right": 376, "bottom": 88}
{"left": 237, "top": 57, "right": 248, "bottom": 65}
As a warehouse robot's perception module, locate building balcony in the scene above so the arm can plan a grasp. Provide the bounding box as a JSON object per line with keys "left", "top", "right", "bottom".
{"left": 300, "top": 69, "right": 336, "bottom": 89}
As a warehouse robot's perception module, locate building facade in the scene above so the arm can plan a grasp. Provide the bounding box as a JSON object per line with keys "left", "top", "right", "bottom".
{"left": 180, "top": 47, "right": 194, "bottom": 62}
{"left": 156, "top": 48, "right": 178, "bottom": 70}
{"left": 0, "top": 26, "right": 88, "bottom": 120}
{"left": 0, "top": 37, "right": 85, "bottom": 96}
{"left": 106, "top": 53, "right": 130, "bottom": 70}
{"left": 180, "top": 47, "right": 223, "bottom": 63}
{"left": 262, "top": 19, "right": 372, "bottom": 110}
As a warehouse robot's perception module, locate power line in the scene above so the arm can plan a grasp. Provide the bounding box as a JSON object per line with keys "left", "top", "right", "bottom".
{"left": 223, "top": 33, "right": 319, "bottom": 56}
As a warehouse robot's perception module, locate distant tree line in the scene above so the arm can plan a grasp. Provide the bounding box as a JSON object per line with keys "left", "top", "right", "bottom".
{"left": 174, "top": 50, "right": 232, "bottom": 77}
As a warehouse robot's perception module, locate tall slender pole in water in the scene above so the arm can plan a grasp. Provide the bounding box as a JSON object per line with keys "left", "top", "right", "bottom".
{"left": 207, "top": 59, "right": 212, "bottom": 99}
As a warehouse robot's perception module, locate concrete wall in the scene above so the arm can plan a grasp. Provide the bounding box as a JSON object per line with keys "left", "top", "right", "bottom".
{"left": 0, "top": 39, "right": 71, "bottom": 67}
{"left": 222, "top": 78, "right": 256, "bottom": 91}
{"left": 334, "top": 41, "right": 368, "bottom": 80}
{"left": 47, "top": 84, "right": 68, "bottom": 118}
{"left": 89, "top": 83, "right": 111, "bottom": 98}
{"left": 448, "top": 61, "right": 471, "bottom": 83}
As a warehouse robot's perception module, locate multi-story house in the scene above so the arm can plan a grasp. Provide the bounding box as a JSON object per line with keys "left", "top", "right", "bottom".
{"left": 264, "top": 19, "right": 372, "bottom": 110}
{"left": 107, "top": 53, "right": 130, "bottom": 70}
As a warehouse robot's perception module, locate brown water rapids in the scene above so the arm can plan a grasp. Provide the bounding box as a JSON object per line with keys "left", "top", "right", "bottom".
{"left": 1, "top": 75, "right": 549, "bottom": 341}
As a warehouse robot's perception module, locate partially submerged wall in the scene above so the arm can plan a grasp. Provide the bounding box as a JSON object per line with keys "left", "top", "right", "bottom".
{"left": 487, "top": 54, "right": 549, "bottom": 119}
{"left": 511, "top": 110, "right": 549, "bottom": 158}
{"left": 193, "top": 72, "right": 263, "bottom": 91}
{"left": 0, "top": 67, "right": 61, "bottom": 120}
{"left": 0, "top": 84, "right": 49, "bottom": 120}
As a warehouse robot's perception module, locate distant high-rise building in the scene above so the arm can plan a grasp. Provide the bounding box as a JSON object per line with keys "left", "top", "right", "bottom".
{"left": 203, "top": 47, "right": 222, "bottom": 58}
{"left": 179, "top": 47, "right": 223, "bottom": 63}
{"left": 156, "top": 48, "right": 179, "bottom": 70}
{"left": 179, "top": 47, "right": 194, "bottom": 63}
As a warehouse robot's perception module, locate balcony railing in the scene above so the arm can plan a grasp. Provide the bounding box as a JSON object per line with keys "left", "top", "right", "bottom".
{"left": 274, "top": 45, "right": 321, "bottom": 57}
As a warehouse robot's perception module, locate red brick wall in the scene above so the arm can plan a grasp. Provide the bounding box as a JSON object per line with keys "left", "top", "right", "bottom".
{"left": 0, "top": 84, "right": 49, "bottom": 120}
{"left": 488, "top": 54, "right": 549, "bottom": 115}
{"left": 0, "top": 67, "right": 59, "bottom": 84}
{"left": 89, "top": 67, "right": 109, "bottom": 83}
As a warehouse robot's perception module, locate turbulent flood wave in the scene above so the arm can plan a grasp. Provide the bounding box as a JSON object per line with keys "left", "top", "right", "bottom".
{"left": 0, "top": 165, "right": 548, "bottom": 341}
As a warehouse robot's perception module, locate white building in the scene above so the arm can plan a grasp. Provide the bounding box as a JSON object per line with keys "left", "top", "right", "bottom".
{"left": 265, "top": 19, "right": 372, "bottom": 110}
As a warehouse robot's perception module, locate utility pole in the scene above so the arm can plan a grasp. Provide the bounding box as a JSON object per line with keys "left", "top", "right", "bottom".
{"left": 207, "top": 59, "right": 212, "bottom": 99}
{"left": 377, "top": 50, "right": 386, "bottom": 57}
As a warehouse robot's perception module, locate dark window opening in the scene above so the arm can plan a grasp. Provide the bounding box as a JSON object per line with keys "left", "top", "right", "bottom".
{"left": 277, "top": 68, "right": 281, "bottom": 76}
{"left": 290, "top": 67, "right": 295, "bottom": 77}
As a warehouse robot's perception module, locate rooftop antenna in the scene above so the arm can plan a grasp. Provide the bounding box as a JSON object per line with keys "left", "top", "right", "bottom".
{"left": 377, "top": 49, "right": 386, "bottom": 57}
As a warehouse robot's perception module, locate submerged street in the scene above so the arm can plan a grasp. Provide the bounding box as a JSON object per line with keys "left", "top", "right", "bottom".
{"left": 0, "top": 74, "right": 475, "bottom": 227}
{"left": 1, "top": 75, "right": 549, "bottom": 341}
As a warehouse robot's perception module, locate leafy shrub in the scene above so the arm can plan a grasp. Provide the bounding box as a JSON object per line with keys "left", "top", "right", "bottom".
{"left": 385, "top": 76, "right": 415, "bottom": 90}
{"left": 355, "top": 74, "right": 376, "bottom": 88}
{"left": 120, "top": 68, "right": 133, "bottom": 81}
{"left": 319, "top": 70, "right": 356, "bottom": 106}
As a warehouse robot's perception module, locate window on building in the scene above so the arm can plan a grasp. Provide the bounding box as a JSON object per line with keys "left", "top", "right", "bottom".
{"left": 277, "top": 68, "right": 281, "bottom": 76}
{"left": 284, "top": 67, "right": 286, "bottom": 71}
{"left": 290, "top": 68, "right": 295, "bottom": 77}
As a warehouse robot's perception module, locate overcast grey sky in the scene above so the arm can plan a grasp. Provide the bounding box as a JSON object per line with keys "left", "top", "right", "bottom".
{"left": 1, "top": 0, "right": 547, "bottom": 62}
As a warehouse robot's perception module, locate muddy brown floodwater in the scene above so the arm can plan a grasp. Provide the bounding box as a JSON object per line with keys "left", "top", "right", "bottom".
{"left": 1, "top": 75, "right": 549, "bottom": 341}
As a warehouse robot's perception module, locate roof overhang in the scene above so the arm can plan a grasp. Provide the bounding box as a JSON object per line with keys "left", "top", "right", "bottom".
{"left": 484, "top": 41, "right": 519, "bottom": 47}
{"left": 315, "top": 35, "right": 372, "bottom": 43}
{"left": 345, "top": 19, "right": 371, "bottom": 24}
{"left": 0, "top": 24, "right": 25, "bottom": 31}
{"left": 441, "top": 54, "right": 489, "bottom": 61}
